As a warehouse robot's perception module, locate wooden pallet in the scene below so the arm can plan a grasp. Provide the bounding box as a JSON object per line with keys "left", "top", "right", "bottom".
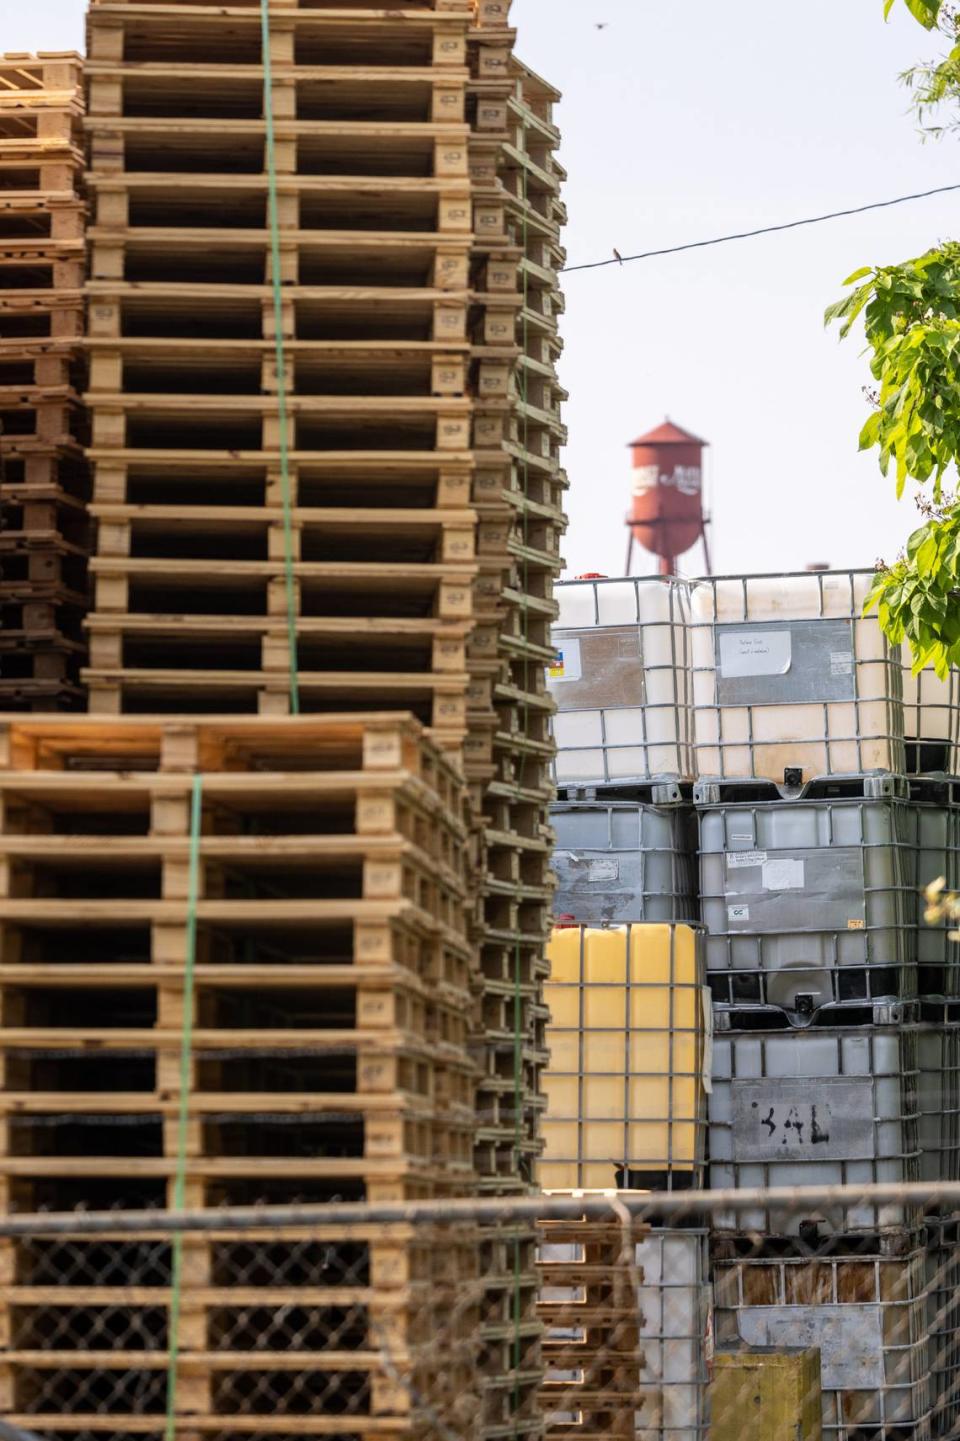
{"left": 0, "top": 1215, "right": 485, "bottom": 1437}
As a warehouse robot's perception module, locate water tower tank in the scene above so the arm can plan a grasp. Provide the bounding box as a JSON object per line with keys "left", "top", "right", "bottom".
{"left": 627, "top": 419, "right": 707, "bottom": 576}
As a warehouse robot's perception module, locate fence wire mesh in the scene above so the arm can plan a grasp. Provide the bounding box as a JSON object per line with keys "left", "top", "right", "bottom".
{"left": 1, "top": 1185, "right": 960, "bottom": 1440}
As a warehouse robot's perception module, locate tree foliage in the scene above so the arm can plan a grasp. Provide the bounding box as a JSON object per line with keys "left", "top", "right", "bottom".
{"left": 884, "top": 0, "right": 943, "bottom": 28}
{"left": 824, "top": 0, "right": 960, "bottom": 675}
{"left": 864, "top": 504, "right": 960, "bottom": 676}
{"left": 900, "top": 2, "right": 960, "bottom": 137}
{"left": 825, "top": 245, "right": 960, "bottom": 497}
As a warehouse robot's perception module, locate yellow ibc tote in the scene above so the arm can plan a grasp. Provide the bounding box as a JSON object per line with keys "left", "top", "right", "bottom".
{"left": 542, "top": 923, "right": 709, "bottom": 1192}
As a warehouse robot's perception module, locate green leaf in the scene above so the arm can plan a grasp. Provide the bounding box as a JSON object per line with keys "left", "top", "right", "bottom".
{"left": 842, "top": 266, "right": 874, "bottom": 286}
{"left": 904, "top": 0, "right": 942, "bottom": 28}
{"left": 859, "top": 412, "right": 882, "bottom": 450}
{"left": 916, "top": 534, "right": 939, "bottom": 575}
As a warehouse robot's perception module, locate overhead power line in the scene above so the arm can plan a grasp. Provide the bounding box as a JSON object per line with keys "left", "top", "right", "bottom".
{"left": 562, "top": 181, "right": 960, "bottom": 273}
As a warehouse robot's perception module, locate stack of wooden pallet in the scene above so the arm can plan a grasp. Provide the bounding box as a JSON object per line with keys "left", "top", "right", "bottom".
{"left": 0, "top": 51, "right": 89, "bottom": 710}
{"left": 0, "top": 0, "right": 565, "bottom": 1432}
{"left": 0, "top": 712, "right": 483, "bottom": 1436}
{"left": 464, "top": 8, "right": 567, "bottom": 1435}
{"left": 538, "top": 1210, "right": 650, "bottom": 1441}
{"left": 82, "top": 0, "right": 481, "bottom": 734}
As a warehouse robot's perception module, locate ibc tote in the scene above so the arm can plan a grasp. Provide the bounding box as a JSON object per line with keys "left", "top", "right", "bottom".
{"left": 691, "top": 570, "right": 904, "bottom": 787}
{"left": 549, "top": 576, "right": 695, "bottom": 787}
{"left": 542, "top": 923, "right": 709, "bottom": 1192}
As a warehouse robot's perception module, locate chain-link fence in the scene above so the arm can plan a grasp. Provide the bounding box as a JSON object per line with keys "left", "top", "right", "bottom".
{"left": 2, "top": 1183, "right": 960, "bottom": 1440}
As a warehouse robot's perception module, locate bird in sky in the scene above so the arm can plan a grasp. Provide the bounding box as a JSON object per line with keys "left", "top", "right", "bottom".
{"left": 613, "top": 248, "right": 624, "bottom": 264}
{"left": 596, "top": 22, "right": 609, "bottom": 29}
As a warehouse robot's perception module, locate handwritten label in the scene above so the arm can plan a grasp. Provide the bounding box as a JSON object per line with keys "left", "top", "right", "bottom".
{"left": 746, "top": 1099, "right": 833, "bottom": 1148}
{"left": 728, "top": 903, "right": 750, "bottom": 923}
{"left": 718, "top": 629, "right": 792, "bottom": 679}
{"left": 732, "top": 1077, "right": 874, "bottom": 1161}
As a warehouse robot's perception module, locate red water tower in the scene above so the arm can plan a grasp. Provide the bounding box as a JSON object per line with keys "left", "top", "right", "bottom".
{"left": 625, "top": 418, "right": 710, "bottom": 576}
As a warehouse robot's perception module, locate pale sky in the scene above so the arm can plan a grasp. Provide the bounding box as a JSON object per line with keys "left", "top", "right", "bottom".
{"left": 10, "top": 0, "right": 960, "bottom": 578}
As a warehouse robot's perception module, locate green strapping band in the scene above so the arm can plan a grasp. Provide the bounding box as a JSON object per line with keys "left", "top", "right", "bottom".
{"left": 165, "top": 774, "right": 204, "bottom": 1441}
{"left": 261, "top": 0, "right": 300, "bottom": 714}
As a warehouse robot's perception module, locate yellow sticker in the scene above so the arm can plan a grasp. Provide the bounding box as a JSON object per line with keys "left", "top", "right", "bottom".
{"left": 847, "top": 919, "right": 865, "bottom": 930}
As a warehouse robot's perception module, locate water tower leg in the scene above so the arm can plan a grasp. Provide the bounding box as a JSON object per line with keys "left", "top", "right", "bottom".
{"left": 702, "top": 521, "right": 713, "bottom": 577}
{"left": 624, "top": 530, "right": 634, "bottom": 577}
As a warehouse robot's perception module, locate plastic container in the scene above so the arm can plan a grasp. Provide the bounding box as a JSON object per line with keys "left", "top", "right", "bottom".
{"left": 542, "top": 924, "right": 709, "bottom": 1192}
{"left": 550, "top": 576, "right": 694, "bottom": 785}
{"left": 708, "top": 1026, "right": 920, "bottom": 1235}
{"left": 714, "top": 1241, "right": 931, "bottom": 1441}
{"left": 701, "top": 799, "right": 960, "bottom": 1020}
{"left": 551, "top": 802, "right": 698, "bottom": 927}
{"left": 698, "top": 798, "right": 942, "bottom": 1024}
{"left": 691, "top": 570, "right": 904, "bottom": 786}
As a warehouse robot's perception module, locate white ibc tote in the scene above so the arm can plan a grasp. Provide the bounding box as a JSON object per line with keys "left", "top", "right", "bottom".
{"left": 691, "top": 570, "right": 904, "bottom": 785}
{"left": 549, "top": 576, "right": 694, "bottom": 785}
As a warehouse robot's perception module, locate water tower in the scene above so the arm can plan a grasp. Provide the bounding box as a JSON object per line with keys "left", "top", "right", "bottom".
{"left": 624, "top": 418, "right": 710, "bottom": 576}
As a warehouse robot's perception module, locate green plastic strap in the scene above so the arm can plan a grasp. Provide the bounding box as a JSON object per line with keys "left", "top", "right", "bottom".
{"left": 165, "top": 773, "right": 204, "bottom": 1441}
{"left": 260, "top": 0, "right": 300, "bottom": 714}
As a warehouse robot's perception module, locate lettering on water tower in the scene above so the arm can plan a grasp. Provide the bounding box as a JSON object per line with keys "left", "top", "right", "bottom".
{"left": 632, "top": 464, "right": 702, "bottom": 496}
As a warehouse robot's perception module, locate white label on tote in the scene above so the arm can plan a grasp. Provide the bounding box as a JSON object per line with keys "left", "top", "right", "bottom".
{"left": 573, "top": 858, "right": 619, "bottom": 882}
{"left": 726, "top": 850, "right": 766, "bottom": 869}
{"left": 831, "top": 650, "right": 854, "bottom": 676}
{"left": 762, "top": 858, "right": 805, "bottom": 891}
{"left": 549, "top": 637, "right": 582, "bottom": 682}
{"left": 728, "top": 903, "right": 750, "bottom": 923}
{"left": 718, "top": 629, "right": 791, "bottom": 678}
